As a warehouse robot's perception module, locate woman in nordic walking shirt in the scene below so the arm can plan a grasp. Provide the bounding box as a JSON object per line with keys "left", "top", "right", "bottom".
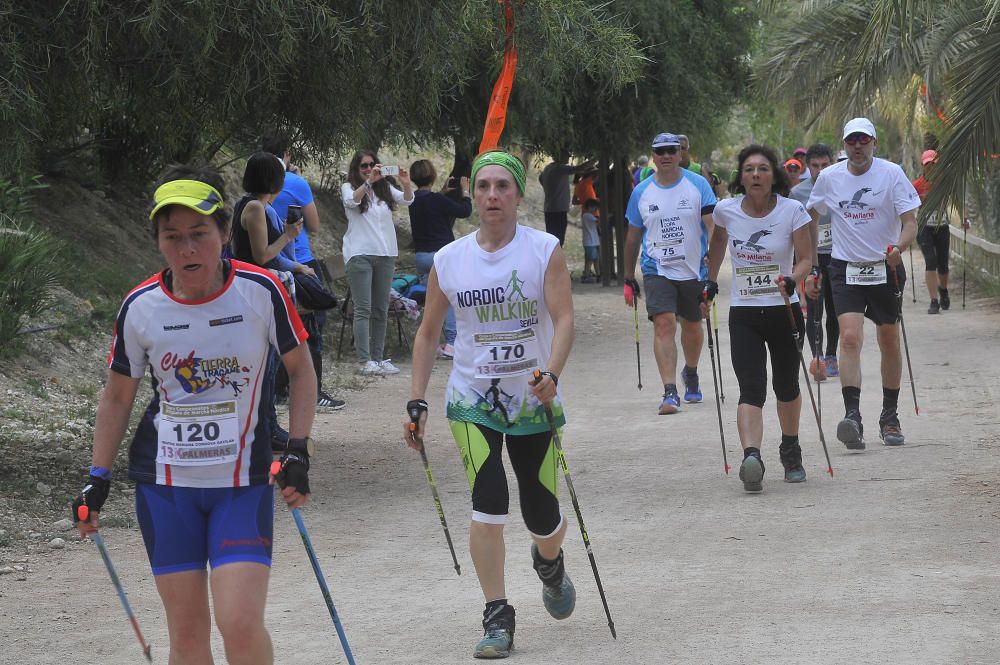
{"left": 404, "top": 151, "right": 577, "bottom": 659}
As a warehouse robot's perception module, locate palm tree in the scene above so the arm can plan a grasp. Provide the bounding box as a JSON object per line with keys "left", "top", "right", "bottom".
{"left": 753, "top": 0, "right": 1000, "bottom": 235}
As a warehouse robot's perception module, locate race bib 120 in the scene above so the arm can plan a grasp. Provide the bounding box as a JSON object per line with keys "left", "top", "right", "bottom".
{"left": 157, "top": 400, "right": 240, "bottom": 466}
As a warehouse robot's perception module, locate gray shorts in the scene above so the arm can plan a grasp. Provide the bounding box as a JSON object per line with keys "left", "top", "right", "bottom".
{"left": 643, "top": 274, "right": 704, "bottom": 323}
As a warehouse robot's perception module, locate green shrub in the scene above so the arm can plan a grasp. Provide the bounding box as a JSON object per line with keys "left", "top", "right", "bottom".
{"left": 0, "top": 176, "right": 48, "bottom": 219}
{"left": 0, "top": 214, "right": 65, "bottom": 349}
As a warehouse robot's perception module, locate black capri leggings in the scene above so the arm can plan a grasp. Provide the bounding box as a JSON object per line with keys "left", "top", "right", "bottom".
{"left": 918, "top": 224, "right": 951, "bottom": 274}
{"left": 729, "top": 303, "right": 804, "bottom": 408}
{"left": 451, "top": 421, "right": 561, "bottom": 537}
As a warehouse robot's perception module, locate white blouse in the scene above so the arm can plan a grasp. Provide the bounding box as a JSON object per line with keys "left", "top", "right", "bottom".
{"left": 341, "top": 182, "right": 413, "bottom": 262}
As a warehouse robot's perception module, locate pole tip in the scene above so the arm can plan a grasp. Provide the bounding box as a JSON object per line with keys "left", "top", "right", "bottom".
{"left": 144, "top": 645, "right": 153, "bottom": 662}
{"left": 827, "top": 467, "right": 834, "bottom": 477}
{"left": 724, "top": 464, "right": 731, "bottom": 475}
{"left": 915, "top": 406, "right": 920, "bottom": 415}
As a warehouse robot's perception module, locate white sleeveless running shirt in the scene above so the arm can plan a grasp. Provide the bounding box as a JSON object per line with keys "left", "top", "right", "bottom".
{"left": 434, "top": 224, "right": 565, "bottom": 435}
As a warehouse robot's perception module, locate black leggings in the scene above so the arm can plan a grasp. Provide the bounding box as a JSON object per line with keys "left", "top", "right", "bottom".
{"left": 729, "top": 304, "right": 804, "bottom": 408}
{"left": 806, "top": 254, "right": 839, "bottom": 358}
{"left": 451, "top": 421, "right": 562, "bottom": 537}
{"left": 918, "top": 224, "right": 951, "bottom": 274}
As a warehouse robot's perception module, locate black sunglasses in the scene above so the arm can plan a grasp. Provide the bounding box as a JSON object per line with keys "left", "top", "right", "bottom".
{"left": 653, "top": 146, "right": 679, "bottom": 156}
{"left": 844, "top": 134, "right": 873, "bottom": 146}
{"left": 359, "top": 161, "right": 376, "bottom": 168}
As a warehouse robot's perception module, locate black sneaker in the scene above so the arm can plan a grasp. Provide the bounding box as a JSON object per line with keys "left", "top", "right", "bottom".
{"left": 939, "top": 288, "right": 951, "bottom": 310}
{"left": 474, "top": 603, "right": 515, "bottom": 659}
{"left": 927, "top": 299, "right": 940, "bottom": 315}
{"left": 779, "top": 441, "right": 807, "bottom": 483}
{"left": 271, "top": 424, "right": 289, "bottom": 454}
{"left": 738, "top": 452, "right": 765, "bottom": 493}
{"left": 837, "top": 409, "right": 865, "bottom": 450}
{"left": 879, "top": 410, "right": 906, "bottom": 446}
{"left": 317, "top": 391, "right": 346, "bottom": 412}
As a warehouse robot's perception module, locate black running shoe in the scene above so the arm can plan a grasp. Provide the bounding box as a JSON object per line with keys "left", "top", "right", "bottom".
{"left": 779, "top": 441, "right": 807, "bottom": 483}
{"left": 837, "top": 409, "right": 865, "bottom": 450}
{"left": 927, "top": 299, "right": 940, "bottom": 315}
{"left": 879, "top": 410, "right": 905, "bottom": 446}
{"left": 317, "top": 391, "right": 346, "bottom": 412}
{"left": 939, "top": 287, "right": 950, "bottom": 311}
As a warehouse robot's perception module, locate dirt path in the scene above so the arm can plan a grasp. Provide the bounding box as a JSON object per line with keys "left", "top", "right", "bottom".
{"left": 3, "top": 254, "right": 1000, "bottom": 665}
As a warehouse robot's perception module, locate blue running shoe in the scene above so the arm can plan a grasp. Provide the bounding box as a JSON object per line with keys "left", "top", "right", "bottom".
{"left": 532, "top": 544, "right": 576, "bottom": 620}
{"left": 474, "top": 603, "right": 515, "bottom": 659}
{"left": 681, "top": 366, "right": 702, "bottom": 403}
{"left": 658, "top": 386, "right": 680, "bottom": 415}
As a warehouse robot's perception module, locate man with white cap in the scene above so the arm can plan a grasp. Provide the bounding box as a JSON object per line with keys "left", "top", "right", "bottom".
{"left": 624, "top": 132, "right": 717, "bottom": 414}
{"left": 913, "top": 149, "right": 970, "bottom": 313}
{"left": 805, "top": 117, "right": 920, "bottom": 449}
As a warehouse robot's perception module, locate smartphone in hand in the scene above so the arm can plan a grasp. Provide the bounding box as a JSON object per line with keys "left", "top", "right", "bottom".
{"left": 380, "top": 165, "right": 400, "bottom": 176}
{"left": 287, "top": 205, "right": 303, "bottom": 224}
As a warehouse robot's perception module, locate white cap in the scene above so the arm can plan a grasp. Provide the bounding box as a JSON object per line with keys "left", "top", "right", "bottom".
{"left": 843, "top": 117, "right": 876, "bottom": 140}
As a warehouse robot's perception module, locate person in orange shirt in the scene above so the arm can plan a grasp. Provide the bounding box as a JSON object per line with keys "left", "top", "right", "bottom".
{"left": 572, "top": 168, "right": 599, "bottom": 214}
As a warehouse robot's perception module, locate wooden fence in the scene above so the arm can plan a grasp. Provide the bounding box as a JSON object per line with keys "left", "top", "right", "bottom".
{"left": 950, "top": 224, "right": 1000, "bottom": 280}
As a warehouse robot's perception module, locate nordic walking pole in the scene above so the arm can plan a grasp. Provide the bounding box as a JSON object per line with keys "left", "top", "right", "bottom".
{"left": 703, "top": 311, "right": 730, "bottom": 475}
{"left": 809, "top": 278, "right": 822, "bottom": 422}
{"left": 886, "top": 249, "right": 920, "bottom": 415}
{"left": 76, "top": 506, "right": 152, "bottom": 662}
{"left": 963, "top": 181, "right": 968, "bottom": 310}
{"left": 779, "top": 280, "right": 834, "bottom": 477}
{"left": 407, "top": 420, "right": 461, "bottom": 575}
{"left": 632, "top": 298, "right": 642, "bottom": 390}
{"left": 270, "top": 463, "right": 357, "bottom": 665}
{"left": 530, "top": 370, "right": 617, "bottom": 640}
{"left": 711, "top": 299, "right": 725, "bottom": 403}
{"left": 909, "top": 245, "right": 916, "bottom": 303}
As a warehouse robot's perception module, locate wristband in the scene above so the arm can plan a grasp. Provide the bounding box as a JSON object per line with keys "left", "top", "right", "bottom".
{"left": 286, "top": 437, "right": 315, "bottom": 456}
{"left": 539, "top": 371, "right": 559, "bottom": 387}
{"left": 89, "top": 465, "right": 113, "bottom": 481}
{"left": 407, "top": 399, "right": 429, "bottom": 424}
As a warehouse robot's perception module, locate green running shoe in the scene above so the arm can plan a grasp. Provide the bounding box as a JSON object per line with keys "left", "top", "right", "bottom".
{"left": 532, "top": 544, "right": 576, "bottom": 620}
{"left": 474, "top": 603, "right": 515, "bottom": 659}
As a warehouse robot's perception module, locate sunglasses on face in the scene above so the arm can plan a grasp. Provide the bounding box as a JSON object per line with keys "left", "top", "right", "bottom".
{"left": 844, "top": 134, "right": 873, "bottom": 146}
{"left": 360, "top": 161, "right": 376, "bottom": 169}
{"left": 786, "top": 165, "right": 801, "bottom": 171}
{"left": 653, "top": 146, "right": 679, "bottom": 156}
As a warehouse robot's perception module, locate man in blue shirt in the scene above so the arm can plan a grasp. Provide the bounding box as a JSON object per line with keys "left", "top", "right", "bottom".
{"left": 624, "top": 132, "right": 717, "bottom": 414}
{"left": 263, "top": 133, "right": 345, "bottom": 412}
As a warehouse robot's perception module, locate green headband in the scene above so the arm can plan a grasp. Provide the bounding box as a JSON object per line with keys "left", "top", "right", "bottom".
{"left": 471, "top": 151, "right": 526, "bottom": 194}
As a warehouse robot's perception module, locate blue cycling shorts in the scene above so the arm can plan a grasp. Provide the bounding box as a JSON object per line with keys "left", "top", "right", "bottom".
{"left": 135, "top": 483, "right": 274, "bottom": 576}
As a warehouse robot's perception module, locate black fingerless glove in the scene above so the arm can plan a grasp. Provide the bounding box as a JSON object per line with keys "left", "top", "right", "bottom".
{"left": 72, "top": 475, "right": 110, "bottom": 523}
{"left": 273, "top": 451, "right": 311, "bottom": 496}
{"left": 779, "top": 275, "right": 797, "bottom": 298}
{"left": 406, "top": 399, "right": 428, "bottom": 425}
{"left": 703, "top": 280, "right": 719, "bottom": 302}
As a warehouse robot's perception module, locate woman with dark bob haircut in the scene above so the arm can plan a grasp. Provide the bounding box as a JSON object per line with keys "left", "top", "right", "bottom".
{"left": 74, "top": 162, "right": 317, "bottom": 664}
{"left": 704, "top": 144, "right": 813, "bottom": 493}
{"left": 408, "top": 158, "right": 472, "bottom": 358}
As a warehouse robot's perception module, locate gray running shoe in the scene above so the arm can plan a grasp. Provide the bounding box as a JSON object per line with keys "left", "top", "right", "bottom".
{"left": 879, "top": 411, "right": 906, "bottom": 446}
{"left": 739, "top": 454, "right": 765, "bottom": 493}
{"left": 532, "top": 544, "right": 576, "bottom": 620}
{"left": 474, "top": 603, "right": 515, "bottom": 659}
{"left": 927, "top": 299, "right": 940, "bottom": 315}
{"left": 837, "top": 410, "right": 865, "bottom": 450}
{"left": 779, "top": 441, "right": 807, "bottom": 483}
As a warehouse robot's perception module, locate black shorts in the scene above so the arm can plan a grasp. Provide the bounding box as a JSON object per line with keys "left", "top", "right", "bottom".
{"left": 643, "top": 274, "right": 704, "bottom": 323}
{"left": 918, "top": 224, "right": 951, "bottom": 274}
{"left": 729, "top": 304, "right": 803, "bottom": 408}
{"left": 828, "top": 259, "right": 904, "bottom": 326}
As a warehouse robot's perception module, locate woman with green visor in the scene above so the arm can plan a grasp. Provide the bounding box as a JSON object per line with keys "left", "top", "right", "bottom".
{"left": 404, "top": 150, "right": 577, "bottom": 659}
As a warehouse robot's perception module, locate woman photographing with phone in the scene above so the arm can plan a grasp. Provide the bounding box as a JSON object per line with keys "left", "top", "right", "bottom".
{"left": 342, "top": 150, "right": 414, "bottom": 376}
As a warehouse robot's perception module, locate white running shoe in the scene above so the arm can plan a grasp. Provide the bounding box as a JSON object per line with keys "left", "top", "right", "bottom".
{"left": 438, "top": 343, "right": 455, "bottom": 359}
{"left": 378, "top": 359, "right": 401, "bottom": 375}
{"left": 359, "top": 360, "right": 381, "bottom": 375}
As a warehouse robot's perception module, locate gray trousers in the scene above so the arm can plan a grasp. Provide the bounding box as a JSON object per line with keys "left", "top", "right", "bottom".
{"left": 345, "top": 255, "right": 395, "bottom": 362}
